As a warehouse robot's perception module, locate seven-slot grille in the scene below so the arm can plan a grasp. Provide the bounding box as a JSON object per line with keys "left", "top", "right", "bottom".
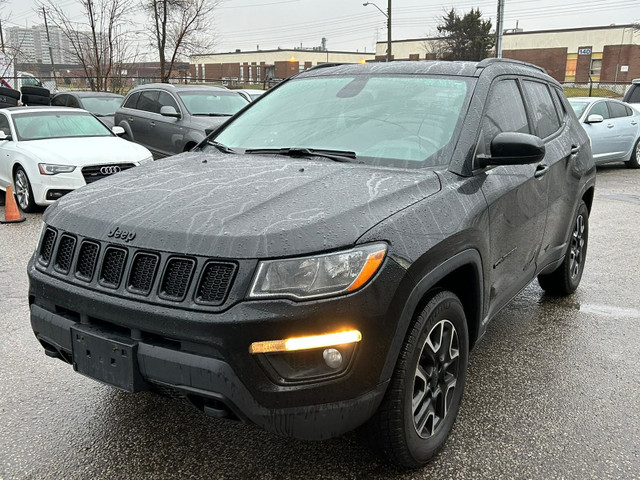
{"left": 81, "top": 163, "right": 136, "bottom": 184}
{"left": 36, "top": 227, "right": 236, "bottom": 308}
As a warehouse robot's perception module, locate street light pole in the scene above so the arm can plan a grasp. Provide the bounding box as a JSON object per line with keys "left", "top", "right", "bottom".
{"left": 363, "top": 2, "right": 391, "bottom": 62}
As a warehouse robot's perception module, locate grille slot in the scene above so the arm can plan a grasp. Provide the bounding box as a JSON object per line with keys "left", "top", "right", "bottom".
{"left": 75, "top": 241, "right": 100, "bottom": 281}
{"left": 39, "top": 228, "right": 57, "bottom": 265}
{"left": 54, "top": 234, "right": 77, "bottom": 273}
{"left": 81, "top": 163, "right": 136, "bottom": 184}
{"left": 195, "top": 262, "right": 237, "bottom": 305}
{"left": 127, "top": 252, "right": 159, "bottom": 295}
{"left": 159, "top": 258, "right": 195, "bottom": 301}
{"left": 99, "top": 246, "right": 128, "bottom": 288}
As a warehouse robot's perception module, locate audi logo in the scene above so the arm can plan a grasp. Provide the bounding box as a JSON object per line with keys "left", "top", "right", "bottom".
{"left": 100, "top": 166, "right": 121, "bottom": 175}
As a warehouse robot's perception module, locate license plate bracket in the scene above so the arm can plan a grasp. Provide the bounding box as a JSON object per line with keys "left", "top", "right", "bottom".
{"left": 71, "top": 325, "right": 147, "bottom": 393}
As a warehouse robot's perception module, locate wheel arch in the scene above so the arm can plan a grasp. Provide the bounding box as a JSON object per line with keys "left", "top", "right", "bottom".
{"left": 582, "top": 185, "right": 595, "bottom": 213}
{"left": 379, "top": 249, "right": 484, "bottom": 383}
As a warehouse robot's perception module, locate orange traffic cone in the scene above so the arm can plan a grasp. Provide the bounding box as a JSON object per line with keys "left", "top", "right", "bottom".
{"left": 1, "top": 186, "right": 26, "bottom": 224}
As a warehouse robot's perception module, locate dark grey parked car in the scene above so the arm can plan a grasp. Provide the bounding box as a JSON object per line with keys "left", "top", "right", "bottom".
{"left": 29, "top": 60, "right": 596, "bottom": 468}
{"left": 114, "top": 84, "right": 249, "bottom": 158}
{"left": 51, "top": 91, "right": 124, "bottom": 128}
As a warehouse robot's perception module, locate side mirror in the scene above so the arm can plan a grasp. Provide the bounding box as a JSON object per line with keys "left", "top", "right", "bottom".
{"left": 112, "top": 126, "right": 125, "bottom": 136}
{"left": 585, "top": 114, "right": 604, "bottom": 124}
{"left": 160, "top": 105, "right": 181, "bottom": 118}
{"left": 0, "top": 131, "right": 12, "bottom": 141}
{"left": 477, "top": 132, "right": 545, "bottom": 168}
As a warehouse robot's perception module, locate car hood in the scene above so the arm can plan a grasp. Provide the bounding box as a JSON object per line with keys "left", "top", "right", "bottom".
{"left": 16, "top": 136, "right": 151, "bottom": 166}
{"left": 44, "top": 152, "right": 441, "bottom": 259}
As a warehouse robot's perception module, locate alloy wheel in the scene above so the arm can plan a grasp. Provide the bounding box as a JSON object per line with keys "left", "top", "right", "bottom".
{"left": 569, "top": 214, "right": 585, "bottom": 278}
{"left": 14, "top": 170, "right": 30, "bottom": 211}
{"left": 412, "top": 319, "right": 460, "bottom": 439}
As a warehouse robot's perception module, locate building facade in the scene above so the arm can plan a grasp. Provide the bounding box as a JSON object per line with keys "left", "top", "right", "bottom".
{"left": 374, "top": 24, "right": 640, "bottom": 83}
{"left": 190, "top": 49, "right": 375, "bottom": 84}
{"left": 6, "top": 25, "right": 75, "bottom": 65}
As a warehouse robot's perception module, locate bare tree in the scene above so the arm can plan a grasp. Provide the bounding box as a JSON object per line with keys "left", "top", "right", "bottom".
{"left": 38, "top": 0, "right": 136, "bottom": 91}
{"left": 143, "top": 0, "right": 219, "bottom": 82}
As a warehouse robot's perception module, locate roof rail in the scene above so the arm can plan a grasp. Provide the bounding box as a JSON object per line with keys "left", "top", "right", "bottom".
{"left": 306, "top": 62, "right": 352, "bottom": 71}
{"left": 132, "top": 82, "right": 176, "bottom": 89}
{"left": 476, "top": 58, "right": 547, "bottom": 74}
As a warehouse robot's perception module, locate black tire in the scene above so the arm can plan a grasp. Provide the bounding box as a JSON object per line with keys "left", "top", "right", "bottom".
{"left": 0, "top": 188, "right": 5, "bottom": 206}
{"left": 0, "top": 87, "right": 21, "bottom": 100}
{"left": 21, "top": 94, "right": 51, "bottom": 106}
{"left": 538, "top": 201, "right": 589, "bottom": 295}
{"left": 0, "top": 95, "right": 19, "bottom": 106}
{"left": 21, "top": 85, "right": 50, "bottom": 97}
{"left": 13, "top": 166, "right": 37, "bottom": 213}
{"left": 365, "top": 290, "right": 469, "bottom": 468}
{"left": 625, "top": 138, "right": 640, "bottom": 169}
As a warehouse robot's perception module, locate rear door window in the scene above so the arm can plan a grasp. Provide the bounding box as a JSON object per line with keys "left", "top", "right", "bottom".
{"left": 51, "top": 95, "right": 67, "bottom": 107}
{"left": 607, "top": 101, "right": 630, "bottom": 118}
{"left": 522, "top": 81, "right": 560, "bottom": 139}
{"left": 123, "top": 92, "right": 141, "bottom": 109}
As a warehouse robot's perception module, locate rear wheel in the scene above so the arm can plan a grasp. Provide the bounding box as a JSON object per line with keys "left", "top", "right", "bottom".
{"left": 365, "top": 290, "right": 469, "bottom": 468}
{"left": 13, "top": 166, "right": 37, "bottom": 213}
{"left": 625, "top": 138, "right": 640, "bottom": 169}
{"left": 538, "top": 201, "right": 589, "bottom": 295}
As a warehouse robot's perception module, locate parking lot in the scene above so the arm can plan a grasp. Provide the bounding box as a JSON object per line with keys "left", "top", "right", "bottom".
{"left": 0, "top": 165, "right": 639, "bottom": 479}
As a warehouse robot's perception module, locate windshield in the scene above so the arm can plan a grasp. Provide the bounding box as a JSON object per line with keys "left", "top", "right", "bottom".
{"left": 178, "top": 91, "right": 249, "bottom": 115}
{"left": 213, "top": 74, "right": 474, "bottom": 167}
{"left": 79, "top": 96, "right": 123, "bottom": 116}
{"left": 13, "top": 111, "right": 113, "bottom": 141}
{"left": 569, "top": 101, "right": 589, "bottom": 118}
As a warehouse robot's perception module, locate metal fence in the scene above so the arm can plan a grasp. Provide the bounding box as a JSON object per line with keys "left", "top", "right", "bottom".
{"left": 561, "top": 81, "right": 631, "bottom": 99}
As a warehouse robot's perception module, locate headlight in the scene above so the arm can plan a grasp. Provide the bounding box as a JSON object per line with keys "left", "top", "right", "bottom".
{"left": 38, "top": 163, "right": 76, "bottom": 175}
{"left": 248, "top": 243, "right": 387, "bottom": 300}
{"left": 137, "top": 156, "right": 153, "bottom": 166}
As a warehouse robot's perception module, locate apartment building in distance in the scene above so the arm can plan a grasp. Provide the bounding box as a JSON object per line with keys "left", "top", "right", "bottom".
{"left": 6, "top": 25, "right": 76, "bottom": 65}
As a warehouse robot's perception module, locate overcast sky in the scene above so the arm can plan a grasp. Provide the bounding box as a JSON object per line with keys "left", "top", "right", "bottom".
{"left": 2, "top": 0, "right": 639, "bottom": 55}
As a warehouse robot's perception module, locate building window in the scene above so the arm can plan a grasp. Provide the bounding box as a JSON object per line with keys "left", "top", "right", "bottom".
{"left": 240, "top": 64, "right": 244, "bottom": 82}
{"left": 257, "top": 66, "right": 261, "bottom": 82}
{"left": 248, "top": 66, "right": 253, "bottom": 82}
{"left": 589, "top": 59, "right": 601, "bottom": 76}
{"left": 565, "top": 58, "right": 577, "bottom": 77}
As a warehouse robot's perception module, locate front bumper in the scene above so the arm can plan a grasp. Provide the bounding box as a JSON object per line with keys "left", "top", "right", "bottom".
{"left": 28, "top": 255, "right": 406, "bottom": 440}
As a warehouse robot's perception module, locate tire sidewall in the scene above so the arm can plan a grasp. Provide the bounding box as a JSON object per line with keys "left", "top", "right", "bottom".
{"left": 401, "top": 292, "right": 469, "bottom": 464}
{"left": 13, "top": 166, "right": 35, "bottom": 212}
{"left": 563, "top": 201, "right": 589, "bottom": 291}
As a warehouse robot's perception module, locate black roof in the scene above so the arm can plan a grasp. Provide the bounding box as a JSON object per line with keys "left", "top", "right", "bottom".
{"left": 55, "top": 91, "right": 123, "bottom": 98}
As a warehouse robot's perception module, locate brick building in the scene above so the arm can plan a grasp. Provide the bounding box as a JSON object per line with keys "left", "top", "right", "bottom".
{"left": 190, "top": 49, "right": 375, "bottom": 85}
{"left": 374, "top": 24, "right": 640, "bottom": 83}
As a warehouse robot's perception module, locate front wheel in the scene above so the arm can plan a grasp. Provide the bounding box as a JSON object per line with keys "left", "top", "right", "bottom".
{"left": 538, "top": 201, "right": 589, "bottom": 295}
{"left": 625, "top": 138, "right": 640, "bottom": 169}
{"left": 365, "top": 290, "right": 469, "bottom": 468}
{"left": 13, "top": 166, "right": 37, "bottom": 213}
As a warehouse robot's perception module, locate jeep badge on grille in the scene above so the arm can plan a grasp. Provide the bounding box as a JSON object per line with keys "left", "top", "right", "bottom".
{"left": 107, "top": 227, "right": 136, "bottom": 242}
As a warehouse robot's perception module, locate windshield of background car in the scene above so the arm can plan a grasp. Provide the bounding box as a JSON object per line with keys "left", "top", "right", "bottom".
{"left": 80, "top": 97, "right": 123, "bottom": 116}
{"left": 569, "top": 101, "right": 589, "bottom": 118}
{"left": 13, "top": 111, "right": 113, "bottom": 141}
{"left": 212, "top": 74, "right": 474, "bottom": 167}
{"left": 178, "top": 91, "right": 249, "bottom": 115}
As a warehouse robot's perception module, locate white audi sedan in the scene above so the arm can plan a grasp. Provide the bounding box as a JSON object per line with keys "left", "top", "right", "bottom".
{"left": 0, "top": 106, "right": 153, "bottom": 212}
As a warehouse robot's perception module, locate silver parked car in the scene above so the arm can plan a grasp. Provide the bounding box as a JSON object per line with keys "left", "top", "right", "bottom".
{"left": 115, "top": 84, "right": 249, "bottom": 158}
{"left": 569, "top": 97, "right": 640, "bottom": 168}
{"left": 51, "top": 91, "right": 124, "bottom": 128}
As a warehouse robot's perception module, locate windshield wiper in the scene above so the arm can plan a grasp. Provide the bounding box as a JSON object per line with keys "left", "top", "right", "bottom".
{"left": 207, "top": 140, "right": 238, "bottom": 154}
{"left": 244, "top": 147, "right": 357, "bottom": 163}
{"left": 193, "top": 113, "right": 232, "bottom": 117}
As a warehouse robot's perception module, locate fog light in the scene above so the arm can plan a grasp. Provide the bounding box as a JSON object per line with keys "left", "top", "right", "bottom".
{"left": 323, "top": 348, "right": 343, "bottom": 369}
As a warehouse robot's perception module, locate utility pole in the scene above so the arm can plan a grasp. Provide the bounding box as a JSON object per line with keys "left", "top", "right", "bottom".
{"left": 495, "top": 0, "right": 505, "bottom": 58}
{"left": 0, "top": 19, "right": 5, "bottom": 54}
{"left": 42, "top": 7, "right": 57, "bottom": 83}
{"left": 387, "top": 0, "right": 392, "bottom": 62}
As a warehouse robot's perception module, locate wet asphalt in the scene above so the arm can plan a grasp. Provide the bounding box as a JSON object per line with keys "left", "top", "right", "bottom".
{"left": 1, "top": 165, "right": 639, "bottom": 480}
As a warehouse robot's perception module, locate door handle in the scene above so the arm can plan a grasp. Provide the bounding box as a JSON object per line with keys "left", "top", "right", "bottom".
{"left": 570, "top": 145, "right": 580, "bottom": 155}
{"left": 632, "top": 121, "right": 638, "bottom": 125}
{"left": 150, "top": 122, "right": 156, "bottom": 127}
{"left": 128, "top": 117, "right": 133, "bottom": 122}
{"left": 606, "top": 124, "right": 614, "bottom": 128}
{"left": 534, "top": 163, "right": 550, "bottom": 178}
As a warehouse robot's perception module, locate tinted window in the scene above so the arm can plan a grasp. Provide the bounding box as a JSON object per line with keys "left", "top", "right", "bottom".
{"left": 626, "top": 105, "right": 633, "bottom": 116}
{"left": 588, "top": 101, "right": 609, "bottom": 119}
{"left": 627, "top": 85, "right": 640, "bottom": 103}
{"left": 551, "top": 88, "right": 567, "bottom": 119}
{"left": 178, "top": 91, "right": 248, "bottom": 116}
{"left": 522, "top": 81, "right": 560, "bottom": 138}
{"left": 608, "top": 101, "right": 630, "bottom": 118}
{"left": 569, "top": 101, "right": 589, "bottom": 118}
{"left": 0, "top": 114, "right": 10, "bottom": 135}
{"left": 123, "top": 92, "right": 141, "bottom": 109}
{"left": 137, "top": 91, "right": 160, "bottom": 113}
{"left": 51, "top": 95, "right": 67, "bottom": 107}
{"left": 67, "top": 96, "right": 81, "bottom": 108}
{"left": 80, "top": 97, "right": 123, "bottom": 115}
{"left": 158, "top": 92, "right": 179, "bottom": 111}
{"left": 481, "top": 79, "right": 529, "bottom": 153}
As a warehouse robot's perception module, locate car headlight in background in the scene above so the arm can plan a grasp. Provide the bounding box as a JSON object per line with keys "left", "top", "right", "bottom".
{"left": 248, "top": 243, "right": 387, "bottom": 300}
{"left": 38, "top": 164, "right": 76, "bottom": 175}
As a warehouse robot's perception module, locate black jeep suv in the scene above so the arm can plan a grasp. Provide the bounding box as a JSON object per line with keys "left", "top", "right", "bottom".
{"left": 28, "top": 59, "right": 596, "bottom": 468}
